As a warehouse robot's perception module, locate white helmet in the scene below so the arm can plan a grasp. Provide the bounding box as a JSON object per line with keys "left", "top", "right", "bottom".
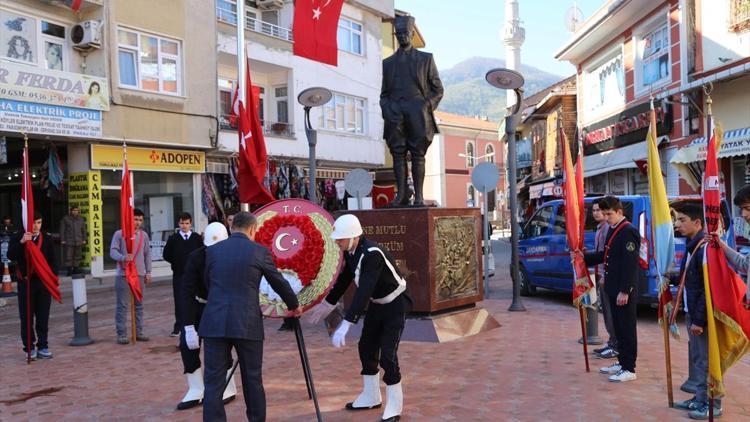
{"left": 331, "top": 214, "right": 363, "bottom": 240}
{"left": 204, "top": 222, "right": 229, "bottom": 247}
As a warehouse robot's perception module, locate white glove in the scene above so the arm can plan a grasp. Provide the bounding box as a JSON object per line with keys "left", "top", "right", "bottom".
{"left": 332, "top": 320, "right": 352, "bottom": 348}
{"left": 184, "top": 325, "right": 200, "bottom": 350}
{"left": 306, "top": 300, "right": 336, "bottom": 325}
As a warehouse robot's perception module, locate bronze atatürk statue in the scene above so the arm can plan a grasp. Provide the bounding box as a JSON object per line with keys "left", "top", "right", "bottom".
{"left": 380, "top": 15, "right": 444, "bottom": 207}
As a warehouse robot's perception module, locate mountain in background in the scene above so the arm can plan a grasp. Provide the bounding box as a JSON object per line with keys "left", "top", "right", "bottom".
{"left": 437, "top": 57, "right": 566, "bottom": 121}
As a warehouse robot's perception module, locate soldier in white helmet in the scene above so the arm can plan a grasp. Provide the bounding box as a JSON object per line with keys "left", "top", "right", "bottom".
{"left": 175, "top": 222, "right": 237, "bottom": 410}
{"left": 308, "top": 214, "right": 411, "bottom": 422}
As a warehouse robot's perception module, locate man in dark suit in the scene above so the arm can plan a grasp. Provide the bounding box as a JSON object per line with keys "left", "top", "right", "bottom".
{"left": 163, "top": 212, "right": 203, "bottom": 337}
{"left": 380, "top": 15, "right": 443, "bottom": 207}
{"left": 584, "top": 196, "right": 641, "bottom": 383}
{"left": 8, "top": 211, "right": 57, "bottom": 359}
{"left": 199, "top": 211, "right": 300, "bottom": 422}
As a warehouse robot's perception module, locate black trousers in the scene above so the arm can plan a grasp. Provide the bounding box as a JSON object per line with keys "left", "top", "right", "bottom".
{"left": 358, "top": 296, "right": 407, "bottom": 385}
{"left": 609, "top": 291, "right": 638, "bottom": 372}
{"left": 180, "top": 302, "right": 204, "bottom": 374}
{"left": 384, "top": 99, "right": 430, "bottom": 158}
{"left": 203, "top": 337, "right": 264, "bottom": 422}
{"left": 17, "top": 279, "right": 52, "bottom": 352}
{"left": 172, "top": 272, "right": 183, "bottom": 333}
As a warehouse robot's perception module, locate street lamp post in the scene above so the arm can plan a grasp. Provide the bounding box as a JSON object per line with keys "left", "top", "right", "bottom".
{"left": 297, "top": 87, "right": 332, "bottom": 205}
{"left": 486, "top": 68, "right": 526, "bottom": 312}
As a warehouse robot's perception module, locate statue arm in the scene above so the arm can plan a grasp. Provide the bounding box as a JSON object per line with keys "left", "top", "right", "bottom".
{"left": 425, "top": 54, "right": 444, "bottom": 110}
{"left": 379, "top": 60, "right": 390, "bottom": 109}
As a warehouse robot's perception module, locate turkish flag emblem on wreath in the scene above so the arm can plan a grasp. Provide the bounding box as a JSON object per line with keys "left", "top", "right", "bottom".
{"left": 254, "top": 199, "right": 343, "bottom": 318}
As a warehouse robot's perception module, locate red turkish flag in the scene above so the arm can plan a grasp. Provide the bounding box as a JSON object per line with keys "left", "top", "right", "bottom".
{"left": 237, "top": 58, "right": 274, "bottom": 204}
{"left": 120, "top": 157, "right": 142, "bottom": 302}
{"left": 372, "top": 185, "right": 396, "bottom": 208}
{"left": 293, "top": 0, "right": 345, "bottom": 66}
{"left": 21, "top": 144, "right": 61, "bottom": 303}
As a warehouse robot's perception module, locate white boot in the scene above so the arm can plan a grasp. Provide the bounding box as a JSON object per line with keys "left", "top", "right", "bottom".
{"left": 381, "top": 382, "right": 403, "bottom": 421}
{"left": 176, "top": 368, "right": 204, "bottom": 410}
{"left": 345, "top": 374, "right": 382, "bottom": 410}
{"left": 222, "top": 368, "right": 237, "bottom": 404}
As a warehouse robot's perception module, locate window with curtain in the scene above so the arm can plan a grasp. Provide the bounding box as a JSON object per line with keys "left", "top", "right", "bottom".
{"left": 337, "top": 17, "right": 363, "bottom": 55}
{"left": 318, "top": 92, "right": 366, "bottom": 134}
{"left": 117, "top": 28, "right": 182, "bottom": 95}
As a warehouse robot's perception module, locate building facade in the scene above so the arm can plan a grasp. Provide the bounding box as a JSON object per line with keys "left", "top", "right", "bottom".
{"left": 557, "top": 0, "right": 750, "bottom": 240}
{"left": 213, "top": 0, "right": 393, "bottom": 214}
{"left": 555, "top": 0, "right": 684, "bottom": 201}
{"left": 1, "top": 0, "right": 217, "bottom": 277}
{"left": 425, "top": 111, "right": 507, "bottom": 226}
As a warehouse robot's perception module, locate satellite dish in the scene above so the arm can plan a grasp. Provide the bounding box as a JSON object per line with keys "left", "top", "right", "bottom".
{"left": 564, "top": 5, "right": 584, "bottom": 33}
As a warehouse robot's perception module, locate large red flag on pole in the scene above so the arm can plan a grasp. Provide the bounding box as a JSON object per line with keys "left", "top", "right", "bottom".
{"left": 120, "top": 146, "right": 142, "bottom": 302}
{"left": 237, "top": 57, "right": 274, "bottom": 205}
{"left": 562, "top": 128, "right": 592, "bottom": 306}
{"left": 293, "top": 0, "right": 346, "bottom": 65}
{"left": 21, "top": 138, "right": 61, "bottom": 303}
{"left": 702, "top": 110, "right": 750, "bottom": 399}
{"left": 562, "top": 125, "right": 593, "bottom": 372}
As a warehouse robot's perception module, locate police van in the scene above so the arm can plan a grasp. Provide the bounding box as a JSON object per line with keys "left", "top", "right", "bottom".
{"left": 518, "top": 195, "right": 733, "bottom": 304}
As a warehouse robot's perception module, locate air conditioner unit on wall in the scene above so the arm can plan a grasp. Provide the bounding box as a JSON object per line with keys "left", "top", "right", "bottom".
{"left": 71, "top": 20, "right": 102, "bottom": 51}
{"left": 256, "top": 0, "right": 284, "bottom": 10}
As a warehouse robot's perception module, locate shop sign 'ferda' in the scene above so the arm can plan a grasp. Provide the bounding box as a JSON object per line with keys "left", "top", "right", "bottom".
{"left": 0, "top": 61, "right": 110, "bottom": 111}
{"left": 90, "top": 144, "right": 205, "bottom": 173}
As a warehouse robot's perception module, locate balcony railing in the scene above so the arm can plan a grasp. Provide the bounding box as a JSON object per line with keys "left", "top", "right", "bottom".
{"left": 730, "top": 0, "right": 750, "bottom": 32}
{"left": 216, "top": 6, "right": 293, "bottom": 43}
{"left": 220, "top": 115, "right": 295, "bottom": 138}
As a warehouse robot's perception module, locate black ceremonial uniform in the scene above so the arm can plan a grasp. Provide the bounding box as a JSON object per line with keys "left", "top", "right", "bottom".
{"left": 325, "top": 237, "right": 412, "bottom": 385}
{"left": 584, "top": 219, "right": 640, "bottom": 373}
{"left": 178, "top": 246, "right": 209, "bottom": 373}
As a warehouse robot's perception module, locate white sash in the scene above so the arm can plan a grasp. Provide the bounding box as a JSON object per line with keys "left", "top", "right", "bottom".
{"left": 354, "top": 247, "right": 407, "bottom": 305}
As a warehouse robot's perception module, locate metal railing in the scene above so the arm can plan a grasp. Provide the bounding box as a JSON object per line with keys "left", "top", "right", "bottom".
{"left": 730, "top": 0, "right": 750, "bottom": 32}
{"left": 216, "top": 5, "right": 293, "bottom": 42}
{"left": 219, "top": 115, "right": 294, "bottom": 138}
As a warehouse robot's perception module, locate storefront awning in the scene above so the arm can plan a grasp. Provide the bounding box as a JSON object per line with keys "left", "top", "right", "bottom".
{"left": 583, "top": 136, "right": 668, "bottom": 178}
{"left": 670, "top": 127, "right": 750, "bottom": 164}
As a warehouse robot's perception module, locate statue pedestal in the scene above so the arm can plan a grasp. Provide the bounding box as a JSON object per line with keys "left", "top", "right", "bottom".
{"left": 350, "top": 207, "right": 484, "bottom": 313}
{"left": 339, "top": 207, "right": 500, "bottom": 342}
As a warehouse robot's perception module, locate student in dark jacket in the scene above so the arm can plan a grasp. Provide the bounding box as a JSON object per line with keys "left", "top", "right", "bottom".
{"left": 672, "top": 202, "right": 723, "bottom": 419}
{"left": 583, "top": 196, "right": 640, "bottom": 383}
{"left": 163, "top": 212, "right": 203, "bottom": 337}
{"left": 8, "top": 211, "right": 57, "bottom": 359}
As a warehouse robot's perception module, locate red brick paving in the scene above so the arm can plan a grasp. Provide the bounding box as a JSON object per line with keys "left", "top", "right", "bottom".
{"left": 0, "top": 242, "right": 748, "bottom": 421}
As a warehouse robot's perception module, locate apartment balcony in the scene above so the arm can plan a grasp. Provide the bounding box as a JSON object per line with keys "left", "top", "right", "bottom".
{"left": 216, "top": 4, "right": 293, "bottom": 43}
{"left": 219, "top": 116, "right": 295, "bottom": 139}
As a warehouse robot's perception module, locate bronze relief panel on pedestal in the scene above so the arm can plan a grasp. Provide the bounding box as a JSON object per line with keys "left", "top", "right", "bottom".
{"left": 433, "top": 216, "right": 479, "bottom": 302}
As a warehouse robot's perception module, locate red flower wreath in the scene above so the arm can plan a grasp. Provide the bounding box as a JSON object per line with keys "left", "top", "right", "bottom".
{"left": 255, "top": 214, "right": 324, "bottom": 286}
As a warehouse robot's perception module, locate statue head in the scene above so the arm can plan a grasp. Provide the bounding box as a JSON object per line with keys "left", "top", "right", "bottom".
{"left": 394, "top": 15, "right": 415, "bottom": 49}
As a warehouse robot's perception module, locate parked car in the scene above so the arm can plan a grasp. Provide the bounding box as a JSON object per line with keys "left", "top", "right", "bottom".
{"left": 518, "top": 195, "right": 733, "bottom": 304}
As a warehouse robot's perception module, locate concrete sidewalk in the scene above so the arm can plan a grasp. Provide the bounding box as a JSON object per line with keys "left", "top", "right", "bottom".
{"left": 0, "top": 242, "right": 748, "bottom": 421}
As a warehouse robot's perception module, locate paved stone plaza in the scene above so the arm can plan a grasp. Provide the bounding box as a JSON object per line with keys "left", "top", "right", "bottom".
{"left": 0, "top": 240, "right": 748, "bottom": 421}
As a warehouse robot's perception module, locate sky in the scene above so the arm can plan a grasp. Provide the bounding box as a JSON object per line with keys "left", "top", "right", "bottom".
{"left": 395, "top": 0, "right": 606, "bottom": 76}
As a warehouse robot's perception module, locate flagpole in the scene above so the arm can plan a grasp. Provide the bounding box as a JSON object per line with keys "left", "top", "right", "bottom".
{"left": 23, "top": 134, "right": 32, "bottom": 364}
{"left": 578, "top": 304, "right": 590, "bottom": 372}
{"left": 648, "top": 96, "right": 674, "bottom": 407}
{"left": 122, "top": 141, "right": 137, "bottom": 345}
{"left": 236, "top": 0, "right": 249, "bottom": 213}
{"left": 705, "top": 92, "right": 715, "bottom": 422}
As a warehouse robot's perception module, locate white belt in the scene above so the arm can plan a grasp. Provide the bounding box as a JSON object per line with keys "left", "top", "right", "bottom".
{"left": 354, "top": 247, "right": 407, "bottom": 305}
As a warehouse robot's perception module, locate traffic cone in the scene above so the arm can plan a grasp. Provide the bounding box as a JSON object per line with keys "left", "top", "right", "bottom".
{"left": 0, "top": 262, "right": 15, "bottom": 297}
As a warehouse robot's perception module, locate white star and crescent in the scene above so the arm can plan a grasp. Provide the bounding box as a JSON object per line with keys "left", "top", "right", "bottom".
{"left": 312, "top": 0, "right": 331, "bottom": 20}
{"left": 275, "top": 233, "right": 292, "bottom": 251}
